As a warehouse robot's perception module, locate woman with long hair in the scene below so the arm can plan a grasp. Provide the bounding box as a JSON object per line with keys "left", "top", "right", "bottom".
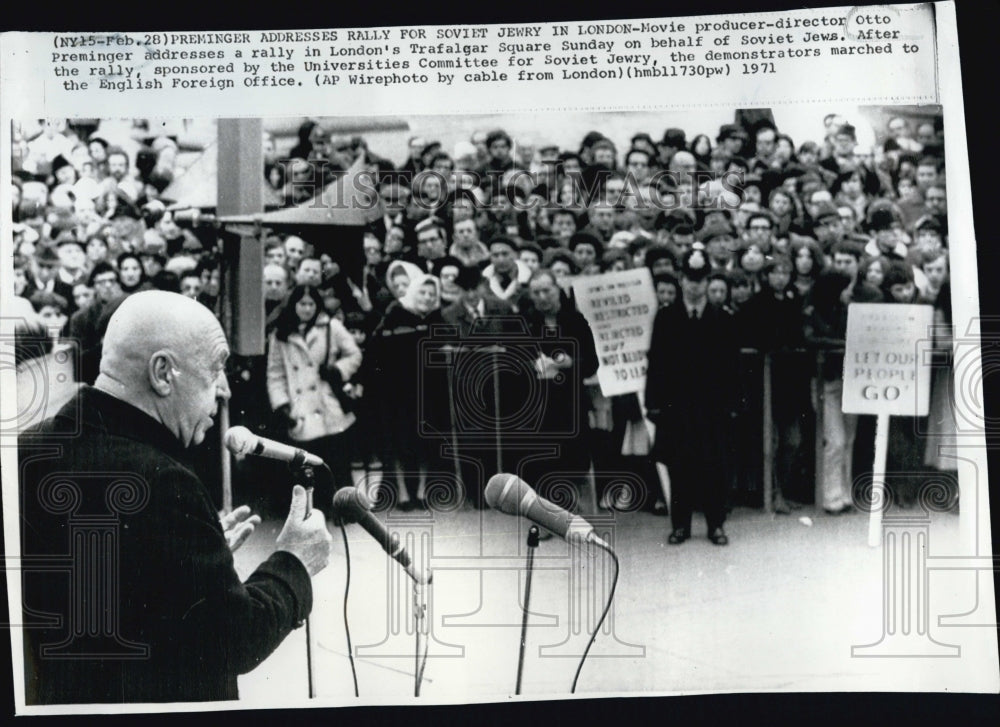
{"left": 689, "top": 134, "right": 713, "bottom": 169}
{"left": 267, "top": 284, "right": 363, "bottom": 508}
{"left": 789, "top": 237, "right": 825, "bottom": 299}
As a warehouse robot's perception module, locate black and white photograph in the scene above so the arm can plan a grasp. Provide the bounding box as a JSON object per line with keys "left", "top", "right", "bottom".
{"left": 7, "top": 103, "right": 993, "bottom": 705}
{"left": 1, "top": 1, "right": 998, "bottom": 718}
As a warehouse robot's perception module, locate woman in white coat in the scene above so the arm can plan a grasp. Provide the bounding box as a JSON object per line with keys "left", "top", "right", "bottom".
{"left": 267, "top": 283, "right": 362, "bottom": 507}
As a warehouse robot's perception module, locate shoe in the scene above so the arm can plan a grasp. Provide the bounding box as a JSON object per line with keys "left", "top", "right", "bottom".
{"left": 652, "top": 500, "right": 669, "bottom": 517}
{"left": 773, "top": 498, "right": 791, "bottom": 515}
{"left": 824, "top": 503, "right": 852, "bottom": 515}
{"left": 708, "top": 527, "right": 729, "bottom": 546}
{"left": 399, "top": 500, "right": 415, "bottom": 512}
{"left": 667, "top": 528, "right": 689, "bottom": 545}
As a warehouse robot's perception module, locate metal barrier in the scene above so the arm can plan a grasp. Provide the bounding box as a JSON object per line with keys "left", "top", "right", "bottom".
{"left": 740, "top": 347, "right": 838, "bottom": 514}
{"left": 223, "top": 343, "right": 843, "bottom": 515}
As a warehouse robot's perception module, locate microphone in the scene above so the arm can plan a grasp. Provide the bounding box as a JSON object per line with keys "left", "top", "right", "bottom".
{"left": 484, "top": 473, "right": 609, "bottom": 549}
{"left": 333, "top": 487, "right": 431, "bottom": 585}
{"left": 170, "top": 208, "right": 219, "bottom": 228}
{"left": 224, "top": 426, "right": 325, "bottom": 468}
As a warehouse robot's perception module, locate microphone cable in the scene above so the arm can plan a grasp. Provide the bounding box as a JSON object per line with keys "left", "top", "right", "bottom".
{"left": 317, "top": 464, "right": 360, "bottom": 698}
{"left": 570, "top": 540, "right": 620, "bottom": 694}
{"left": 338, "top": 516, "right": 361, "bottom": 697}
{"left": 414, "top": 577, "right": 432, "bottom": 697}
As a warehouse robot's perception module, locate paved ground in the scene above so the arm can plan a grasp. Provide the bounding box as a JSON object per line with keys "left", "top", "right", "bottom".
{"left": 232, "top": 500, "right": 998, "bottom": 707}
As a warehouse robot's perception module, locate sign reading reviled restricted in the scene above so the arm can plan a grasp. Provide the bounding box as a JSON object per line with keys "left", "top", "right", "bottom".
{"left": 842, "top": 303, "right": 933, "bottom": 416}
{"left": 571, "top": 268, "right": 657, "bottom": 397}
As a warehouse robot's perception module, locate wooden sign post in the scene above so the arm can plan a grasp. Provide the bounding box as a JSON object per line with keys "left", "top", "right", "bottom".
{"left": 842, "top": 303, "right": 934, "bottom": 546}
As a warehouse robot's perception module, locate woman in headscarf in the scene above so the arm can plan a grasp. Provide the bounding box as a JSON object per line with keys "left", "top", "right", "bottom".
{"left": 366, "top": 272, "right": 448, "bottom": 511}
{"left": 115, "top": 251, "right": 153, "bottom": 295}
{"left": 267, "top": 283, "right": 363, "bottom": 509}
{"left": 374, "top": 259, "right": 424, "bottom": 314}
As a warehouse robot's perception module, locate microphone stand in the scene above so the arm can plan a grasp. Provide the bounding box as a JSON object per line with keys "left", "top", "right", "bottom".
{"left": 515, "top": 525, "right": 540, "bottom": 695}
{"left": 413, "top": 576, "right": 429, "bottom": 697}
{"left": 296, "top": 465, "right": 317, "bottom": 699}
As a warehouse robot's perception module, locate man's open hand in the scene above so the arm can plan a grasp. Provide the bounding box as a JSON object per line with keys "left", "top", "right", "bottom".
{"left": 219, "top": 505, "right": 262, "bottom": 553}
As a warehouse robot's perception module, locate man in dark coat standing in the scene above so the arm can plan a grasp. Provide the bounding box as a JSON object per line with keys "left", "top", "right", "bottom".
{"left": 440, "top": 266, "right": 515, "bottom": 507}
{"left": 645, "top": 245, "right": 740, "bottom": 545}
{"left": 517, "top": 269, "right": 600, "bottom": 517}
{"left": 18, "top": 291, "right": 332, "bottom": 704}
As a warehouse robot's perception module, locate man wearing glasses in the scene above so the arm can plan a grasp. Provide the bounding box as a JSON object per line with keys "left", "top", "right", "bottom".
{"left": 743, "top": 211, "right": 777, "bottom": 255}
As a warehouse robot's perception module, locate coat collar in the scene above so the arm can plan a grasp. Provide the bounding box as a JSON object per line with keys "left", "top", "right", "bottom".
{"left": 74, "top": 385, "right": 192, "bottom": 465}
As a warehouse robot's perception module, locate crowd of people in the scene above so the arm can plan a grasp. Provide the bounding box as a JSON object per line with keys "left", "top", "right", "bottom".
{"left": 11, "top": 110, "right": 958, "bottom": 545}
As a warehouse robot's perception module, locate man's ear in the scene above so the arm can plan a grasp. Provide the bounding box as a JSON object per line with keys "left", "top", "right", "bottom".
{"left": 148, "top": 350, "right": 175, "bottom": 397}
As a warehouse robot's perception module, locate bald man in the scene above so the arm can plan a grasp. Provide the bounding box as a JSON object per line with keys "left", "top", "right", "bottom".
{"left": 18, "top": 291, "right": 332, "bottom": 704}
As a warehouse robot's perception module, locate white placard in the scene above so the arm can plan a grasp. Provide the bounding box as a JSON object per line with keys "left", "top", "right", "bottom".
{"left": 570, "top": 267, "right": 657, "bottom": 396}
{"left": 841, "top": 302, "right": 934, "bottom": 416}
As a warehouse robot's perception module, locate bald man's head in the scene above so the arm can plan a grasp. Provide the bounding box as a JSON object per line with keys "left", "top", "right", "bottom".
{"left": 95, "top": 291, "right": 231, "bottom": 447}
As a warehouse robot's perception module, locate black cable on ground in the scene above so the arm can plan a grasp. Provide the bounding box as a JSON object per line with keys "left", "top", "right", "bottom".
{"left": 570, "top": 541, "right": 620, "bottom": 694}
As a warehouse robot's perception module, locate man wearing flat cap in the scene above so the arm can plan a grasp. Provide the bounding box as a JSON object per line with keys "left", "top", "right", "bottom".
{"left": 698, "top": 219, "right": 739, "bottom": 272}
{"left": 810, "top": 200, "right": 846, "bottom": 254}
{"left": 32, "top": 243, "right": 62, "bottom": 295}
{"left": 52, "top": 233, "right": 89, "bottom": 314}
{"left": 645, "top": 245, "right": 740, "bottom": 546}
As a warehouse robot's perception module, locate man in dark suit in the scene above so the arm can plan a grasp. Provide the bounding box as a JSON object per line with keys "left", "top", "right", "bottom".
{"left": 19, "top": 291, "right": 332, "bottom": 704}
{"left": 368, "top": 175, "right": 411, "bottom": 245}
{"left": 441, "top": 265, "right": 513, "bottom": 337}
{"left": 440, "top": 266, "right": 514, "bottom": 507}
{"left": 645, "top": 245, "right": 740, "bottom": 545}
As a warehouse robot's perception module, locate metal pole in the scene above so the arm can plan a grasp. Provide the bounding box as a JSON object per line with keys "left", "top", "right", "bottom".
{"left": 216, "top": 117, "right": 264, "bottom": 516}
{"left": 515, "top": 525, "right": 540, "bottom": 695}
{"left": 220, "top": 403, "right": 232, "bottom": 514}
{"left": 814, "top": 351, "right": 826, "bottom": 509}
{"left": 445, "top": 346, "right": 463, "bottom": 503}
{"left": 492, "top": 347, "right": 503, "bottom": 474}
{"left": 301, "top": 467, "right": 315, "bottom": 698}
{"left": 762, "top": 352, "right": 773, "bottom": 513}
{"left": 868, "top": 413, "right": 890, "bottom": 548}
